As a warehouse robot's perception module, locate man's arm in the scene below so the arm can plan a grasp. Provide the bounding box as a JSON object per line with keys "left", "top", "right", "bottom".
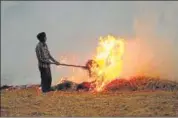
{"left": 46, "top": 45, "right": 60, "bottom": 64}
{"left": 36, "top": 45, "right": 52, "bottom": 64}
{"left": 48, "top": 52, "right": 60, "bottom": 65}
{"left": 49, "top": 53, "right": 58, "bottom": 63}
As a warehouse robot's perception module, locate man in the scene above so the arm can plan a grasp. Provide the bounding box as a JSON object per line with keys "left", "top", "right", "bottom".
{"left": 35, "top": 32, "right": 60, "bottom": 93}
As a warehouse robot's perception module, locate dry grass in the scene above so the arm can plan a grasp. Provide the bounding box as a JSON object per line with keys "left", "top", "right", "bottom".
{"left": 1, "top": 88, "right": 178, "bottom": 117}
{"left": 106, "top": 77, "right": 178, "bottom": 92}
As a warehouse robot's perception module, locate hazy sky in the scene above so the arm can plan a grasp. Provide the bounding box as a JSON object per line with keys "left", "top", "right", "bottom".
{"left": 1, "top": 1, "right": 178, "bottom": 85}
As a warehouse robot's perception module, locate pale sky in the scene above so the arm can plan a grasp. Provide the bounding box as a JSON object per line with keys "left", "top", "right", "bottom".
{"left": 1, "top": 1, "right": 178, "bottom": 85}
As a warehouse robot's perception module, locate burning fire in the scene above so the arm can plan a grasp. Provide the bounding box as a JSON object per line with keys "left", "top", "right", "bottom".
{"left": 55, "top": 35, "right": 125, "bottom": 92}
{"left": 91, "top": 35, "right": 125, "bottom": 92}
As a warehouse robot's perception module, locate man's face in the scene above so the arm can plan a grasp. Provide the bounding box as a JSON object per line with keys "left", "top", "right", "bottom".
{"left": 44, "top": 36, "right": 47, "bottom": 42}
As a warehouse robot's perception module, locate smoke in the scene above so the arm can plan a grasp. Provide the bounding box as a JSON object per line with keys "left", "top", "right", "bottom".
{"left": 121, "top": 2, "right": 178, "bottom": 81}
{"left": 1, "top": 1, "right": 178, "bottom": 85}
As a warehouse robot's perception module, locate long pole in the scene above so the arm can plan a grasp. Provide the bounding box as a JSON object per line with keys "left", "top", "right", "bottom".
{"left": 59, "top": 63, "right": 87, "bottom": 69}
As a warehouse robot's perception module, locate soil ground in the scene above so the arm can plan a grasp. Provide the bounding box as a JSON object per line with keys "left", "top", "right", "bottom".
{"left": 1, "top": 88, "right": 178, "bottom": 116}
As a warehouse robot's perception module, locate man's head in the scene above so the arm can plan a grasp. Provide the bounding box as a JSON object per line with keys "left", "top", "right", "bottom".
{"left": 37, "top": 32, "right": 47, "bottom": 43}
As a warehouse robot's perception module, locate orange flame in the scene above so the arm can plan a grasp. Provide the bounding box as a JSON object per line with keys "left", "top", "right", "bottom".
{"left": 91, "top": 35, "right": 125, "bottom": 92}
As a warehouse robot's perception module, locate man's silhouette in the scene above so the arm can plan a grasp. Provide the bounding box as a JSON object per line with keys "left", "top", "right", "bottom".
{"left": 35, "top": 32, "right": 60, "bottom": 93}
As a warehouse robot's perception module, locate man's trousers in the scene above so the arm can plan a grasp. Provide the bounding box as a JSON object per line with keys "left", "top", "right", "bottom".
{"left": 39, "top": 67, "right": 52, "bottom": 93}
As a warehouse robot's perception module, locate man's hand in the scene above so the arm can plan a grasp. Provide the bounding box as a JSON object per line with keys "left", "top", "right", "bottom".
{"left": 49, "top": 61, "right": 60, "bottom": 65}
{"left": 55, "top": 61, "right": 60, "bottom": 65}
{"left": 49, "top": 61, "right": 56, "bottom": 64}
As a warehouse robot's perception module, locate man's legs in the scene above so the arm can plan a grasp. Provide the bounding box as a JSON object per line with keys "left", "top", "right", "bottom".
{"left": 39, "top": 67, "right": 51, "bottom": 93}
{"left": 46, "top": 67, "right": 52, "bottom": 91}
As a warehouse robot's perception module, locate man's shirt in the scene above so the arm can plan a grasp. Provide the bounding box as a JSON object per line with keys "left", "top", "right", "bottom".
{"left": 36, "top": 42, "right": 51, "bottom": 68}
